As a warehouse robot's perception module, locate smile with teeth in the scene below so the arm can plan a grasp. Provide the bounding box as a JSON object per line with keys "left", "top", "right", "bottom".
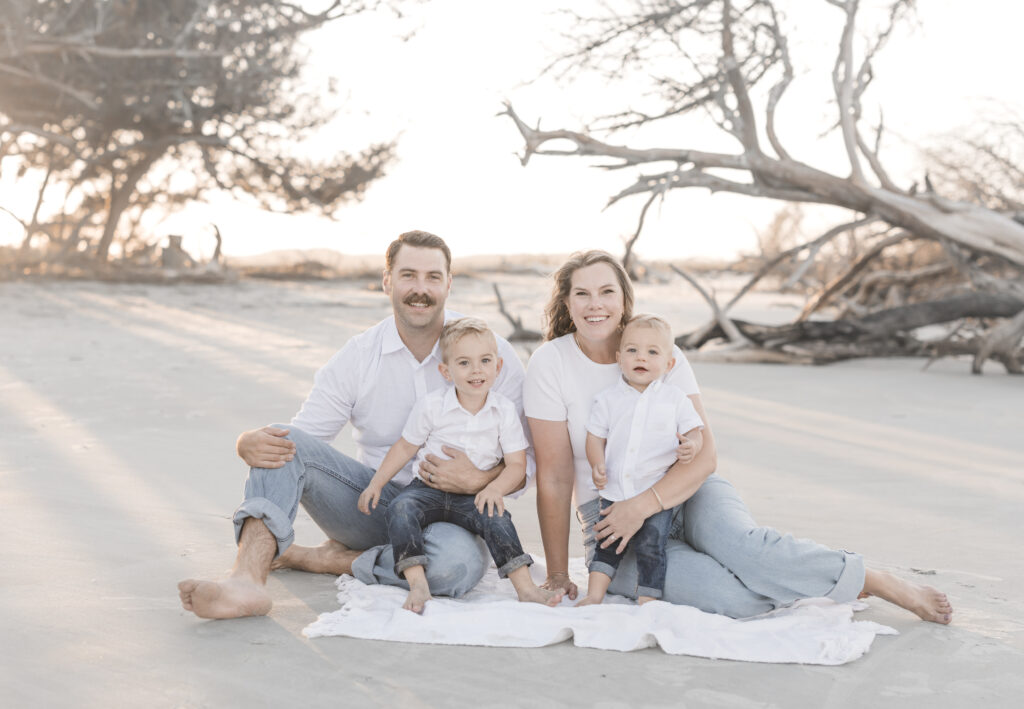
{"left": 584, "top": 316, "right": 608, "bottom": 323}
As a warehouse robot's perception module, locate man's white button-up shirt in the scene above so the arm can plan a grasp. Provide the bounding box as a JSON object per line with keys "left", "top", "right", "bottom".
{"left": 586, "top": 378, "right": 704, "bottom": 502}
{"left": 290, "top": 310, "right": 529, "bottom": 488}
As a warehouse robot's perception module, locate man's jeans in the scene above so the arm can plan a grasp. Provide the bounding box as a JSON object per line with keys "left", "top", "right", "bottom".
{"left": 589, "top": 497, "right": 672, "bottom": 598}
{"left": 578, "top": 474, "right": 866, "bottom": 617}
{"left": 232, "top": 425, "right": 488, "bottom": 597}
{"left": 387, "top": 479, "right": 532, "bottom": 579}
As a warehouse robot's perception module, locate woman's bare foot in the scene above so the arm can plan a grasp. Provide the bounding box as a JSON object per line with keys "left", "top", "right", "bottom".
{"left": 178, "top": 575, "right": 272, "bottom": 619}
{"left": 403, "top": 581, "right": 432, "bottom": 614}
{"left": 271, "top": 539, "right": 359, "bottom": 575}
{"left": 517, "top": 585, "right": 565, "bottom": 606}
{"left": 863, "top": 569, "right": 953, "bottom": 624}
{"left": 575, "top": 594, "right": 603, "bottom": 607}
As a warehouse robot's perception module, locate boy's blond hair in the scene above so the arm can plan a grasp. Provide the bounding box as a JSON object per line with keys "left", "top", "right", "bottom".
{"left": 621, "top": 313, "right": 674, "bottom": 348}
{"left": 439, "top": 317, "right": 497, "bottom": 362}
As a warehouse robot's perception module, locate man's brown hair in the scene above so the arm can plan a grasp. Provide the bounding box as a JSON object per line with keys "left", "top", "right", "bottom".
{"left": 385, "top": 230, "right": 452, "bottom": 273}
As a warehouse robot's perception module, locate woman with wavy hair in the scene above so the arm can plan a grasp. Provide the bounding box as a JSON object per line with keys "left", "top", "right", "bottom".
{"left": 523, "top": 250, "right": 952, "bottom": 622}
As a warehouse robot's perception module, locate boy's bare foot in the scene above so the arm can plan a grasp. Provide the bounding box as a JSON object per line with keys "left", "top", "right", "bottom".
{"left": 178, "top": 576, "right": 272, "bottom": 619}
{"left": 403, "top": 581, "right": 432, "bottom": 614}
{"left": 271, "top": 539, "right": 359, "bottom": 575}
{"left": 637, "top": 595, "right": 656, "bottom": 605}
{"left": 863, "top": 569, "right": 953, "bottom": 624}
{"left": 575, "top": 595, "right": 602, "bottom": 607}
{"left": 517, "top": 585, "right": 565, "bottom": 606}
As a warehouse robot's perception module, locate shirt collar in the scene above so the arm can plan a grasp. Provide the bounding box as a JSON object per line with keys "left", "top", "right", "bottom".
{"left": 442, "top": 385, "right": 498, "bottom": 415}
{"left": 616, "top": 375, "right": 661, "bottom": 397}
{"left": 382, "top": 311, "right": 457, "bottom": 362}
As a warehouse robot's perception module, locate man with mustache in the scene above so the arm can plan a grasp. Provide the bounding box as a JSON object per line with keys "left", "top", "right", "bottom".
{"left": 178, "top": 231, "right": 529, "bottom": 619}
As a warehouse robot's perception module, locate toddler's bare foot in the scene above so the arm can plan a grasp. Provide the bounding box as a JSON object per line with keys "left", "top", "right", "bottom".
{"left": 517, "top": 585, "right": 565, "bottom": 606}
{"left": 575, "top": 594, "right": 602, "bottom": 607}
{"left": 403, "top": 582, "right": 432, "bottom": 614}
{"left": 178, "top": 576, "right": 271, "bottom": 619}
{"left": 863, "top": 569, "right": 953, "bottom": 624}
{"left": 271, "top": 539, "right": 359, "bottom": 575}
{"left": 637, "top": 595, "right": 656, "bottom": 605}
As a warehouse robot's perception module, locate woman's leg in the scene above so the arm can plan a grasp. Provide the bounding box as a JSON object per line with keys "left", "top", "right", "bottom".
{"left": 682, "top": 475, "right": 865, "bottom": 606}
{"left": 577, "top": 498, "right": 775, "bottom": 617}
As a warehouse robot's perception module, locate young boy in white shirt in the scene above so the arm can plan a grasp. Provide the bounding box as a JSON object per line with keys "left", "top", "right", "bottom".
{"left": 359, "top": 317, "right": 564, "bottom": 613}
{"left": 577, "top": 314, "right": 705, "bottom": 607}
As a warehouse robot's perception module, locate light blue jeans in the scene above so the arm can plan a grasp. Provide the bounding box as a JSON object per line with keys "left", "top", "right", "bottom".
{"left": 579, "top": 475, "right": 866, "bottom": 618}
{"left": 232, "top": 425, "right": 488, "bottom": 597}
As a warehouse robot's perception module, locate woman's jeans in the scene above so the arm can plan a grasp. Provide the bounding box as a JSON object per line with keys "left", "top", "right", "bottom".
{"left": 577, "top": 474, "right": 866, "bottom": 617}
{"left": 387, "top": 479, "right": 533, "bottom": 579}
{"left": 590, "top": 498, "right": 672, "bottom": 599}
{"left": 232, "top": 425, "right": 488, "bottom": 597}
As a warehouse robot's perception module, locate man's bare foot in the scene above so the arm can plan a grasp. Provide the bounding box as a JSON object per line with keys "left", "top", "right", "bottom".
{"left": 178, "top": 576, "right": 272, "bottom": 619}
{"left": 516, "top": 585, "right": 565, "bottom": 607}
{"left": 271, "top": 539, "right": 359, "bottom": 575}
{"left": 575, "top": 594, "right": 602, "bottom": 607}
{"left": 863, "top": 569, "right": 953, "bottom": 624}
{"left": 403, "top": 582, "right": 432, "bottom": 614}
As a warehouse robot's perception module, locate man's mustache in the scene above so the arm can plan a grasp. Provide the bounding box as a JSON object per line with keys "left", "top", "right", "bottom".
{"left": 403, "top": 294, "right": 436, "bottom": 307}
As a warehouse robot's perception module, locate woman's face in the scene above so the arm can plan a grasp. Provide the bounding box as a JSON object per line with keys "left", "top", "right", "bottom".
{"left": 565, "top": 262, "right": 625, "bottom": 344}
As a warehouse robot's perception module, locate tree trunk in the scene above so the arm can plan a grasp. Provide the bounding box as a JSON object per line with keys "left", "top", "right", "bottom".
{"left": 95, "top": 151, "right": 161, "bottom": 262}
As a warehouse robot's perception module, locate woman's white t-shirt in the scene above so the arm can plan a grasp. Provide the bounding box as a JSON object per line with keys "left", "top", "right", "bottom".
{"left": 523, "top": 333, "right": 700, "bottom": 506}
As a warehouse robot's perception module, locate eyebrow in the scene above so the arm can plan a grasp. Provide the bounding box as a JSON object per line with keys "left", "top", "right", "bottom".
{"left": 573, "top": 282, "right": 617, "bottom": 290}
{"left": 398, "top": 268, "right": 444, "bottom": 276}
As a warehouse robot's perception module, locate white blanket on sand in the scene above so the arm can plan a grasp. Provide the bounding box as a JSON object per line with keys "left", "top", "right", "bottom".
{"left": 303, "top": 560, "right": 897, "bottom": 665}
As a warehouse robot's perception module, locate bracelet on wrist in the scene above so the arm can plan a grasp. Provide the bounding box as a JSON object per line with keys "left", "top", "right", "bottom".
{"left": 650, "top": 486, "right": 666, "bottom": 511}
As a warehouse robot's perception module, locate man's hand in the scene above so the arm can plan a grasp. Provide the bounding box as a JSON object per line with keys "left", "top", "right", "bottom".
{"left": 591, "top": 463, "right": 607, "bottom": 490}
{"left": 474, "top": 483, "right": 505, "bottom": 517}
{"left": 357, "top": 483, "right": 383, "bottom": 515}
{"left": 419, "top": 446, "right": 496, "bottom": 494}
{"left": 236, "top": 426, "right": 295, "bottom": 468}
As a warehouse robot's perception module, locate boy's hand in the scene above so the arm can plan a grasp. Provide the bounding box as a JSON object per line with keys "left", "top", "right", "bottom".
{"left": 591, "top": 464, "right": 607, "bottom": 490}
{"left": 675, "top": 434, "right": 698, "bottom": 464}
{"left": 474, "top": 484, "right": 505, "bottom": 517}
{"left": 357, "top": 484, "right": 382, "bottom": 515}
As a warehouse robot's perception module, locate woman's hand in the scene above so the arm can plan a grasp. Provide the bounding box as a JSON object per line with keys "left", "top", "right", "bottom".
{"left": 594, "top": 496, "right": 651, "bottom": 555}
{"left": 542, "top": 571, "right": 578, "bottom": 601}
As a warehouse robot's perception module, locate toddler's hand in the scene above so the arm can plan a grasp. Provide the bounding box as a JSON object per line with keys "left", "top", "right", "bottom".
{"left": 675, "top": 434, "right": 697, "bottom": 464}
{"left": 358, "top": 484, "right": 381, "bottom": 515}
{"left": 592, "top": 464, "right": 607, "bottom": 490}
{"left": 474, "top": 484, "right": 505, "bottom": 517}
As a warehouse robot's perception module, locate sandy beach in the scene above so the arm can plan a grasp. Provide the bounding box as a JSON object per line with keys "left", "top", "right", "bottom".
{"left": 2, "top": 271, "right": 1023, "bottom": 708}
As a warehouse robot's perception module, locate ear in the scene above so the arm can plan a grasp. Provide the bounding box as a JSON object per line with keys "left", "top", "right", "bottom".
{"left": 382, "top": 269, "right": 392, "bottom": 295}
{"left": 495, "top": 357, "right": 504, "bottom": 376}
{"left": 666, "top": 357, "right": 676, "bottom": 372}
{"left": 438, "top": 361, "right": 451, "bottom": 382}
{"left": 615, "top": 350, "right": 621, "bottom": 363}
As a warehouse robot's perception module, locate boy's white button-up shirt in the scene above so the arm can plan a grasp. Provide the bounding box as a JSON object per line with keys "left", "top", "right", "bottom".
{"left": 402, "top": 388, "right": 529, "bottom": 483}
{"left": 289, "top": 310, "right": 529, "bottom": 488}
{"left": 585, "top": 378, "right": 704, "bottom": 502}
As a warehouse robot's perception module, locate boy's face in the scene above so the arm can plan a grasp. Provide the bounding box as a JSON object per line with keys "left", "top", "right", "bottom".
{"left": 439, "top": 333, "right": 503, "bottom": 396}
{"left": 617, "top": 323, "right": 675, "bottom": 389}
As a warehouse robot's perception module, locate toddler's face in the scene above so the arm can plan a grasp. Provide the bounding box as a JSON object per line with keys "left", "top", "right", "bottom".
{"left": 441, "top": 333, "right": 502, "bottom": 395}
{"left": 617, "top": 324, "right": 674, "bottom": 389}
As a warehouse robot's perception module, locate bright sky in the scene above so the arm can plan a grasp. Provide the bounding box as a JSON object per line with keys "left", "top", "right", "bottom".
{"left": 1, "top": 0, "right": 1022, "bottom": 262}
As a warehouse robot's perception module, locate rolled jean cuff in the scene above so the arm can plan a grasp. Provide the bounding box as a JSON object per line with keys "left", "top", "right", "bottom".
{"left": 350, "top": 544, "right": 387, "bottom": 586}
{"left": 395, "top": 554, "right": 429, "bottom": 578}
{"left": 637, "top": 585, "right": 663, "bottom": 599}
{"left": 233, "top": 497, "right": 294, "bottom": 558}
{"left": 588, "top": 561, "right": 617, "bottom": 580}
{"left": 824, "top": 551, "right": 866, "bottom": 603}
{"left": 497, "top": 553, "right": 533, "bottom": 579}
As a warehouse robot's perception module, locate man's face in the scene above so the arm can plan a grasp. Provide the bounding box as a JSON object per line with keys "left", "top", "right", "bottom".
{"left": 383, "top": 245, "right": 452, "bottom": 332}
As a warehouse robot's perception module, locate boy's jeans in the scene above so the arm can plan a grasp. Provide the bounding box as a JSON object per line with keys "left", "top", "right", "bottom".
{"left": 589, "top": 497, "right": 672, "bottom": 598}
{"left": 387, "top": 479, "right": 533, "bottom": 579}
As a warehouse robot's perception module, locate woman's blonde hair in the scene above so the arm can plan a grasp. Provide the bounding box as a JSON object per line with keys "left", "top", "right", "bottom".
{"left": 543, "top": 250, "right": 634, "bottom": 340}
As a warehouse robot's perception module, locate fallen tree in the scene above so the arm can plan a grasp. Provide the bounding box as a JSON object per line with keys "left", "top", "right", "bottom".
{"left": 504, "top": 0, "right": 1024, "bottom": 373}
